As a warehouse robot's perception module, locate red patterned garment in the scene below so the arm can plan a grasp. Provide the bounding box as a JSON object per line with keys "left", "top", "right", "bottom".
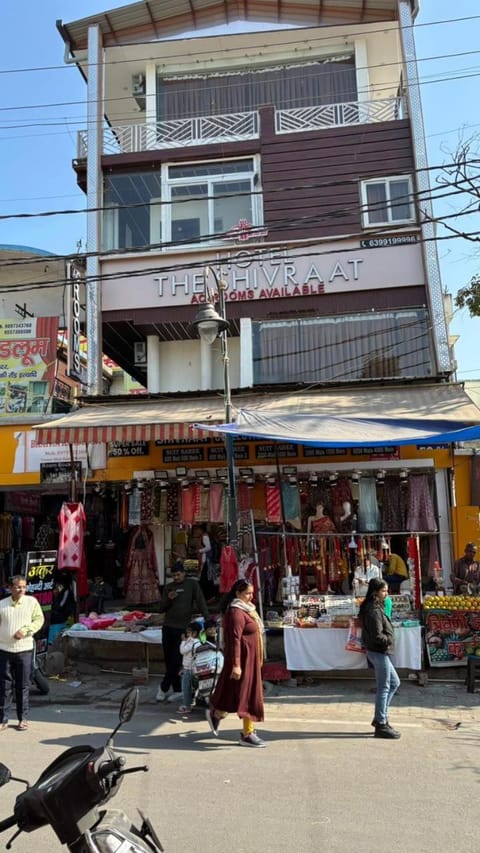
{"left": 219, "top": 545, "right": 239, "bottom": 593}
{"left": 58, "top": 502, "right": 86, "bottom": 569}
{"left": 266, "top": 483, "right": 281, "bottom": 523}
{"left": 57, "top": 502, "right": 89, "bottom": 597}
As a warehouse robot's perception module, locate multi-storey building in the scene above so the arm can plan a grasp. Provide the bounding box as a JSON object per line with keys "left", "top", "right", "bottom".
{"left": 38, "top": 0, "right": 480, "bottom": 586}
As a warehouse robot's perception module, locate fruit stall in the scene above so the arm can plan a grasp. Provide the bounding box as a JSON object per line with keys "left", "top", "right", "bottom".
{"left": 423, "top": 595, "right": 480, "bottom": 667}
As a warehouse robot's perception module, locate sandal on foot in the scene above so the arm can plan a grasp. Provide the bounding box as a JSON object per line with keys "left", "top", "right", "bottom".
{"left": 17, "top": 721, "right": 28, "bottom": 731}
{"left": 0, "top": 723, "right": 8, "bottom": 732}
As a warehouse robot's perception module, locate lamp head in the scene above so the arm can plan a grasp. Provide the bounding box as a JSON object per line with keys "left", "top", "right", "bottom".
{"left": 190, "top": 301, "right": 229, "bottom": 345}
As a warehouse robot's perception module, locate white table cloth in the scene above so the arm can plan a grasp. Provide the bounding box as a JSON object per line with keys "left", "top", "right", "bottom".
{"left": 283, "top": 626, "right": 422, "bottom": 671}
{"left": 65, "top": 628, "right": 162, "bottom": 644}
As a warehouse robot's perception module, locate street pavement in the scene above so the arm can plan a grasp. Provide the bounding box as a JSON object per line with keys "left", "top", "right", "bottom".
{"left": 0, "top": 665, "right": 478, "bottom": 852}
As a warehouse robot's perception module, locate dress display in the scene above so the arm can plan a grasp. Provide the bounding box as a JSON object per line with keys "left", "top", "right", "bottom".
{"left": 57, "top": 502, "right": 89, "bottom": 597}
{"left": 124, "top": 525, "right": 160, "bottom": 605}
{"left": 406, "top": 474, "right": 437, "bottom": 532}
{"left": 357, "top": 477, "right": 381, "bottom": 532}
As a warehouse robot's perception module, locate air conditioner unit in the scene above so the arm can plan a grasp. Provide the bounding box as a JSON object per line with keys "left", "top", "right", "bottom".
{"left": 132, "top": 73, "right": 146, "bottom": 111}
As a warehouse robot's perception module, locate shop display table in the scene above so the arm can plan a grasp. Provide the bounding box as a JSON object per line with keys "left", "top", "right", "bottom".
{"left": 63, "top": 627, "right": 163, "bottom": 670}
{"left": 65, "top": 628, "right": 162, "bottom": 643}
{"left": 283, "top": 625, "right": 422, "bottom": 671}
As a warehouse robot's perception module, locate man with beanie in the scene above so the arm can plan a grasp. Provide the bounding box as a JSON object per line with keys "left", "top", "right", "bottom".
{"left": 0, "top": 575, "right": 45, "bottom": 731}
{"left": 156, "top": 562, "right": 208, "bottom": 702}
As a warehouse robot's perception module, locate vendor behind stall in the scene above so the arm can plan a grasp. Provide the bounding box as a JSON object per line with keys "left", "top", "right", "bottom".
{"left": 451, "top": 543, "right": 480, "bottom": 594}
{"left": 382, "top": 553, "right": 409, "bottom": 594}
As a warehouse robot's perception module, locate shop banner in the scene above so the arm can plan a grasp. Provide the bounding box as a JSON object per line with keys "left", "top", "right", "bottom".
{"left": 0, "top": 317, "right": 58, "bottom": 416}
{"left": 13, "top": 430, "right": 106, "bottom": 473}
{"left": 425, "top": 609, "right": 480, "bottom": 666}
{"left": 25, "top": 550, "right": 57, "bottom": 650}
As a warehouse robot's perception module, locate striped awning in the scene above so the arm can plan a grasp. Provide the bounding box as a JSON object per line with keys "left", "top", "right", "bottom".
{"left": 33, "top": 383, "right": 480, "bottom": 446}
{"left": 34, "top": 397, "right": 227, "bottom": 445}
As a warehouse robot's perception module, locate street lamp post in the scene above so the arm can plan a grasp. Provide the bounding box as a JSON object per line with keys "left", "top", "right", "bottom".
{"left": 191, "top": 267, "right": 238, "bottom": 547}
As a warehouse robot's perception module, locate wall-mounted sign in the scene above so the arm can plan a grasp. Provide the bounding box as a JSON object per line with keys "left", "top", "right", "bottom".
{"left": 13, "top": 431, "right": 106, "bottom": 474}
{"left": 207, "top": 444, "right": 249, "bottom": 461}
{"left": 162, "top": 448, "right": 205, "bottom": 464}
{"left": 0, "top": 317, "right": 58, "bottom": 417}
{"left": 102, "top": 238, "right": 424, "bottom": 312}
{"left": 4, "top": 491, "right": 42, "bottom": 514}
{"left": 66, "top": 259, "right": 84, "bottom": 382}
{"left": 351, "top": 447, "right": 400, "bottom": 458}
{"left": 108, "top": 441, "right": 149, "bottom": 457}
{"left": 303, "top": 447, "right": 347, "bottom": 457}
{"left": 25, "top": 549, "right": 57, "bottom": 648}
{"left": 255, "top": 443, "right": 298, "bottom": 459}
{"left": 360, "top": 234, "right": 419, "bottom": 249}
{"left": 40, "top": 461, "right": 82, "bottom": 484}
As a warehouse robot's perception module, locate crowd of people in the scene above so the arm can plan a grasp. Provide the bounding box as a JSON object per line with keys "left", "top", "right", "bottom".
{"left": 2, "top": 540, "right": 479, "bottom": 744}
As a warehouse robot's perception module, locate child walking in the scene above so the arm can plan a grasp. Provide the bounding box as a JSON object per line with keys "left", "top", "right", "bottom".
{"left": 178, "top": 621, "right": 202, "bottom": 713}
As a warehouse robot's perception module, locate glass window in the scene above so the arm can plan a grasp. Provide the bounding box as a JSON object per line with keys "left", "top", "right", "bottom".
{"left": 361, "top": 176, "right": 414, "bottom": 227}
{"left": 166, "top": 158, "right": 259, "bottom": 244}
{"left": 252, "top": 310, "right": 433, "bottom": 385}
{"left": 158, "top": 56, "right": 357, "bottom": 119}
{"left": 102, "top": 158, "right": 260, "bottom": 251}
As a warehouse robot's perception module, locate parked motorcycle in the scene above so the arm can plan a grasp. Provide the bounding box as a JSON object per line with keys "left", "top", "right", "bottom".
{"left": 0, "top": 687, "right": 163, "bottom": 852}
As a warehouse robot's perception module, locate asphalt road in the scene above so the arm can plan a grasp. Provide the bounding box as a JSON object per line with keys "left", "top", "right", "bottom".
{"left": 0, "top": 692, "right": 478, "bottom": 853}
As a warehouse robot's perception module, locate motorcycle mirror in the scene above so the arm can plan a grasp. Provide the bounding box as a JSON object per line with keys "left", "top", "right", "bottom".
{"left": 107, "top": 688, "right": 139, "bottom": 747}
{"left": 0, "top": 764, "right": 11, "bottom": 787}
{"left": 119, "top": 687, "right": 139, "bottom": 724}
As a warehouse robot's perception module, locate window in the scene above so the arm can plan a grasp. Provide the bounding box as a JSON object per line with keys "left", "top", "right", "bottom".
{"left": 164, "top": 158, "right": 260, "bottom": 245}
{"left": 102, "top": 158, "right": 262, "bottom": 252}
{"left": 157, "top": 56, "right": 357, "bottom": 119}
{"left": 361, "top": 176, "right": 414, "bottom": 227}
{"left": 252, "top": 309, "right": 433, "bottom": 385}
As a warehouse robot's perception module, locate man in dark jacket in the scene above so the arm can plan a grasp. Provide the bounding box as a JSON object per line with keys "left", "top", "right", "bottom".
{"left": 156, "top": 563, "right": 208, "bottom": 701}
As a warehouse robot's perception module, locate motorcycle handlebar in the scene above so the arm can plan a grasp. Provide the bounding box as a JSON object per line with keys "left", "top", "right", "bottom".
{"left": 97, "top": 756, "right": 125, "bottom": 782}
{"left": 0, "top": 814, "right": 17, "bottom": 833}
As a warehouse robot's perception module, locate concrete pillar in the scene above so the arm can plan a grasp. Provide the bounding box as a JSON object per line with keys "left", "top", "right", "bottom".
{"left": 147, "top": 335, "right": 161, "bottom": 392}
{"left": 86, "top": 24, "right": 103, "bottom": 395}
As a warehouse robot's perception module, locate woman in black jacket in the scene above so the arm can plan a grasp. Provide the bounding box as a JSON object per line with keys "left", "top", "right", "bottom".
{"left": 359, "top": 578, "right": 401, "bottom": 740}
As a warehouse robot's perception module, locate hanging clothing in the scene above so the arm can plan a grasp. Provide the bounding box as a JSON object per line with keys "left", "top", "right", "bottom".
{"left": 406, "top": 474, "right": 437, "bottom": 532}
{"left": 124, "top": 526, "right": 160, "bottom": 605}
{"left": 357, "top": 478, "right": 381, "bottom": 533}
{"left": 166, "top": 483, "right": 179, "bottom": 523}
{"left": 219, "top": 545, "right": 239, "bottom": 593}
{"left": 209, "top": 483, "right": 224, "bottom": 523}
{"left": 140, "top": 483, "right": 154, "bottom": 524}
{"left": 281, "top": 482, "right": 301, "bottom": 530}
{"left": 266, "top": 483, "right": 281, "bottom": 524}
{"left": 382, "top": 477, "right": 404, "bottom": 532}
{"left": 57, "top": 502, "right": 89, "bottom": 597}
{"left": 128, "top": 489, "right": 141, "bottom": 527}
{"left": 58, "top": 503, "right": 86, "bottom": 570}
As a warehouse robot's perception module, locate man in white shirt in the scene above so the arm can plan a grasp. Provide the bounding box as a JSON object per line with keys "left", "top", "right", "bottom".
{"left": 0, "top": 575, "right": 45, "bottom": 731}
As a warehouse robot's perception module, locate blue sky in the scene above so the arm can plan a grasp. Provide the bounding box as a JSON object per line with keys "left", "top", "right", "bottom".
{"left": 0, "top": 1, "right": 478, "bottom": 379}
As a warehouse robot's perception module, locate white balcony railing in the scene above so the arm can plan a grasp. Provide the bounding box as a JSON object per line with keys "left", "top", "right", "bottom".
{"left": 77, "top": 97, "right": 405, "bottom": 158}
{"left": 78, "top": 111, "right": 260, "bottom": 158}
{"left": 275, "top": 96, "right": 406, "bottom": 134}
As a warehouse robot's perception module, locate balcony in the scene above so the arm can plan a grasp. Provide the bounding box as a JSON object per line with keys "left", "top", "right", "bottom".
{"left": 77, "top": 96, "right": 406, "bottom": 158}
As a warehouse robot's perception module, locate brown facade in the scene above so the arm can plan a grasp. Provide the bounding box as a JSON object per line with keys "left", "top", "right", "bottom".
{"left": 261, "top": 117, "right": 415, "bottom": 242}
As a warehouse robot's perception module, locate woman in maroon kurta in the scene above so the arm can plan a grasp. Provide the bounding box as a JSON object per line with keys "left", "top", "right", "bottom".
{"left": 207, "top": 578, "right": 266, "bottom": 747}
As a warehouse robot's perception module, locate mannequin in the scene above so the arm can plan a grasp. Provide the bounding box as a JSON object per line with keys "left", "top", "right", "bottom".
{"left": 335, "top": 500, "right": 354, "bottom": 533}
{"left": 307, "top": 502, "right": 336, "bottom": 535}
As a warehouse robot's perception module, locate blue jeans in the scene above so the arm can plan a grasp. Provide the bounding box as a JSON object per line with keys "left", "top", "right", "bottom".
{"left": 181, "top": 668, "right": 193, "bottom": 708}
{"left": 366, "top": 651, "right": 400, "bottom": 725}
